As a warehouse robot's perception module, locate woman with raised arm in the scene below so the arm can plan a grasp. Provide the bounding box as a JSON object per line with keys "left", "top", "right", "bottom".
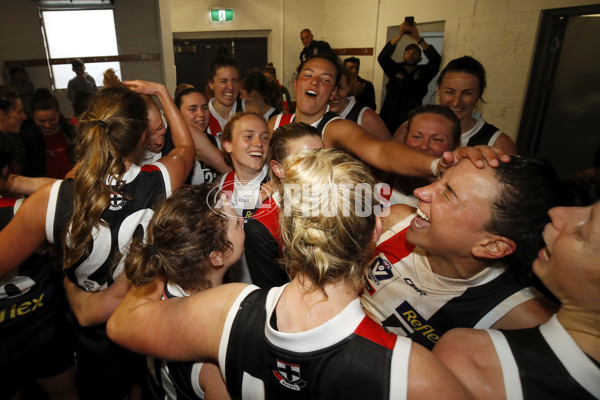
{"left": 108, "top": 148, "right": 473, "bottom": 400}
{"left": 0, "top": 70, "right": 195, "bottom": 399}
{"left": 268, "top": 55, "right": 508, "bottom": 179}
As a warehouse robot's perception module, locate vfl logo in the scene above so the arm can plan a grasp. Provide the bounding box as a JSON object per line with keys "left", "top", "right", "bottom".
{"left": 368, "top": 256, "right": 394, "bottom": 284}
{"left": 273, "top": 359, "right": 306, "bottom": 391}
{"left": 109, "top": 193, "right": 126, "bottom": 211}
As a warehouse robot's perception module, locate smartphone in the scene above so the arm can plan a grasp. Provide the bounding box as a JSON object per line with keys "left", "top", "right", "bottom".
{"left": 405, "top": 16, "right": 414, "bottom": 26}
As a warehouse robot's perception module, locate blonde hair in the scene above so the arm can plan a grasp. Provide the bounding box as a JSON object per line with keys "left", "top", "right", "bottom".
{"left": 124, "top": 184, "right": 232, "bottom": 291}
{"left": 280, "top": 148, "right": 379, "bottom": 293}
{"left": 64, "top": 70, "right": 148, "bottom": 270}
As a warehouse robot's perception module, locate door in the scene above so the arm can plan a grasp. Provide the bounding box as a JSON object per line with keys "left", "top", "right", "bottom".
{"left": 518, "top": 5, "right": 600, "bottom": 179}
{"left": 174, "top": 37, "right": 268, "bottom": 93}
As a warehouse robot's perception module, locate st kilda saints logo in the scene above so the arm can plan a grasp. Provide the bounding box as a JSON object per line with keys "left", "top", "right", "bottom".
{"left": 273, "top": 359, "right": 306, "bottom": 391}
{"left": 109, "top": 192, "right": 126, "bottom": 211}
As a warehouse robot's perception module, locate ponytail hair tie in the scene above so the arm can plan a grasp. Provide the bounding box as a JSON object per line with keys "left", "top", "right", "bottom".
{"left": 94, "top": 120, "right": 107, "bottom": 128}
{"left": 147, "top": 244, "right": 158, "bottom": 256}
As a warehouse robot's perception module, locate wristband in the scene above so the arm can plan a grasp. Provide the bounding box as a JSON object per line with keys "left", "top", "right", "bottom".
{"left": 430, "top": 158, "right": 441, "bottom": 177}
{"left": 431, "top": 158, "right": 454, "bottom": 176}
{"left": 418, "top": 38, "right": 425, "bottom": 44}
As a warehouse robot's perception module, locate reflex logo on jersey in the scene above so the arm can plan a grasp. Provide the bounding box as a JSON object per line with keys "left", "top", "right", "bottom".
{"left": 395, "top": 302, "right": 440, "bottom": 345}
{"left": 365, "top": 256, "right": 394, "bottom": 295}
{"left": 273, "top": 359, "right": 306, "bottom": 391}
{"left": 0, "top": 293, "right": 46, "bottom": 323}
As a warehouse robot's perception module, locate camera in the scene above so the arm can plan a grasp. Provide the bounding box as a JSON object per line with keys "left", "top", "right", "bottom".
{"left": 405, "top": 16, "right": 414, "bottom": 26}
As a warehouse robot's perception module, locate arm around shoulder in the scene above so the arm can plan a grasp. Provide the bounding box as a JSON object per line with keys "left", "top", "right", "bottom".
{"left": 432, "top": 329, "right": 506, "bottom": 400}
{"left": 490, "top": 295, "right": 557, "bottom": 330}
{"left": 407, "top": 340, "right": 476, "bottom": 399}
{"left": 107, "top": 281, "right": 249, "bottom": 362}
{"left": 324, "top": 119, "right": 435, "bottom": 178}
{"left": 0, "top": 182, "right": 52, "bottom": 278}
{"left": 360, "top": 109, "right": 391, "bottom": 141}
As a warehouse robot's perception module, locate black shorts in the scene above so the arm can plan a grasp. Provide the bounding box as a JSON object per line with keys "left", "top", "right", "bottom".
{"left": 1, "top": 323, "right": 75, "bottom": 399}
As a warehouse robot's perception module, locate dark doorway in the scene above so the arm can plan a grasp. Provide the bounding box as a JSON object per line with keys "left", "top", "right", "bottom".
{"left": 517, "top": 5, "right": 600, "bottom": 179}
{"left": 174, "top": 37, "right": 268, "bottom": 93}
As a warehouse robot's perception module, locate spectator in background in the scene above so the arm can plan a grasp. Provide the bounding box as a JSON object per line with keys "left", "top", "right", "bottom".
{"left": 263, "top": 62, "right": 291, "bottom": 113}
{"left": 8, "top": 65, "right": 35, "bottom": 118}
{"left": 67, "top": 59, "right": 97, "bottom": 110}
{"left": 378, "top": 19, "right": 441, "bottom": 134}
{"left": 0, "top": 85, "right": 28, "bottom": 173}
{"left": 19, "top": 88, "right": 76, "bottom": 179}
{"left": 328, "top": 68, "right": 390, "bottom": 141}
{"left": 344, "top": 57, "right": 376, "bottom": 110}
{"left": 241, "top": 69, "right": 283, "bottom": 122}
{"left": 299, "top": 28, "right": 336, "bottom": 63}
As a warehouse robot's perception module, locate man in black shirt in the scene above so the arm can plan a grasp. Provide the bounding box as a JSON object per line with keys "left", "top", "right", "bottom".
{"left": 344, "top": 56, "right": 377, "bottom": 111}
{"left": 378, "top": 21, "right": 441, "bottom": 134}
{"left": 299, "top": 28, "right": 335, "bottom": 63}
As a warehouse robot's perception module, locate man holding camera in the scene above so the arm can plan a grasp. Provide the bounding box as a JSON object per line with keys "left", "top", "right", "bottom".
{"left": 378, "top": 19, "right": 441, "bottom": 134}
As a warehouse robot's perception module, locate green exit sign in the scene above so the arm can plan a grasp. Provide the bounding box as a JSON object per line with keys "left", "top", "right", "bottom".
{"left": 210, "top": 9, "right": 234, "bottom": 22}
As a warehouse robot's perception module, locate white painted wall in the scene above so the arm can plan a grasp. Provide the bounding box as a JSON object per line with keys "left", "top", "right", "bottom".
{"left": 373, "top": 0, "right": 600, "bottom": 139}
{"left": 0, "top": 0, "right": 165, "bottom": 114}
{"left": 1, "top": 0, "right": 598, "bottom": 141}
{"left": 168, "top": 0, "right": 323, "bottom": 101}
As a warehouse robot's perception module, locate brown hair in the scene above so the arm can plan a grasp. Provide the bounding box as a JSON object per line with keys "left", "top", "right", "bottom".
{"left": 268, "top": 122, "right": 322, "bottom": 185}
{"left": 64, "top": 70, "right": 148, "bottom": 270}
{"left": 124, "top": 184, "right": 232, "bottom": 291}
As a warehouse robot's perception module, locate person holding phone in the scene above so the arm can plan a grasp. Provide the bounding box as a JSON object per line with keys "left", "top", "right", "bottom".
{"left": 378, "top": 17, "right": 441, "bottom": 134}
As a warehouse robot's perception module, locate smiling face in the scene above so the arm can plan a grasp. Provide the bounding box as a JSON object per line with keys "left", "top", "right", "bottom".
{"left": 407, "top": 160, "right": 500, "bottom": 261}
{"left": 0, "top": 98, "right": 27, "bottom": 134}
{"left": 33, "top": 108, "right": 61, "bottom": 136}
{"left": 223, "top": 114, "right": 270, "bottom": 177}
{"left": 329, "top": 74, "right": 350, "bottom": 115}
{"left": 209, "top": 66, "right": 240, "bottom": 108}
{"left": 438, "top": 72, "right": 482, "bottom": 126}
{"left": 294, "top": 58, "right": 337, "bottom": 120}
{"left": 405, "top": 113, "right": 457, "bottom": 157}
{"left": 534, "top": 203, "right": 600, "bottom": 309}
{"left": 180, "top": 92, "right": 210, "bottom": 132}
